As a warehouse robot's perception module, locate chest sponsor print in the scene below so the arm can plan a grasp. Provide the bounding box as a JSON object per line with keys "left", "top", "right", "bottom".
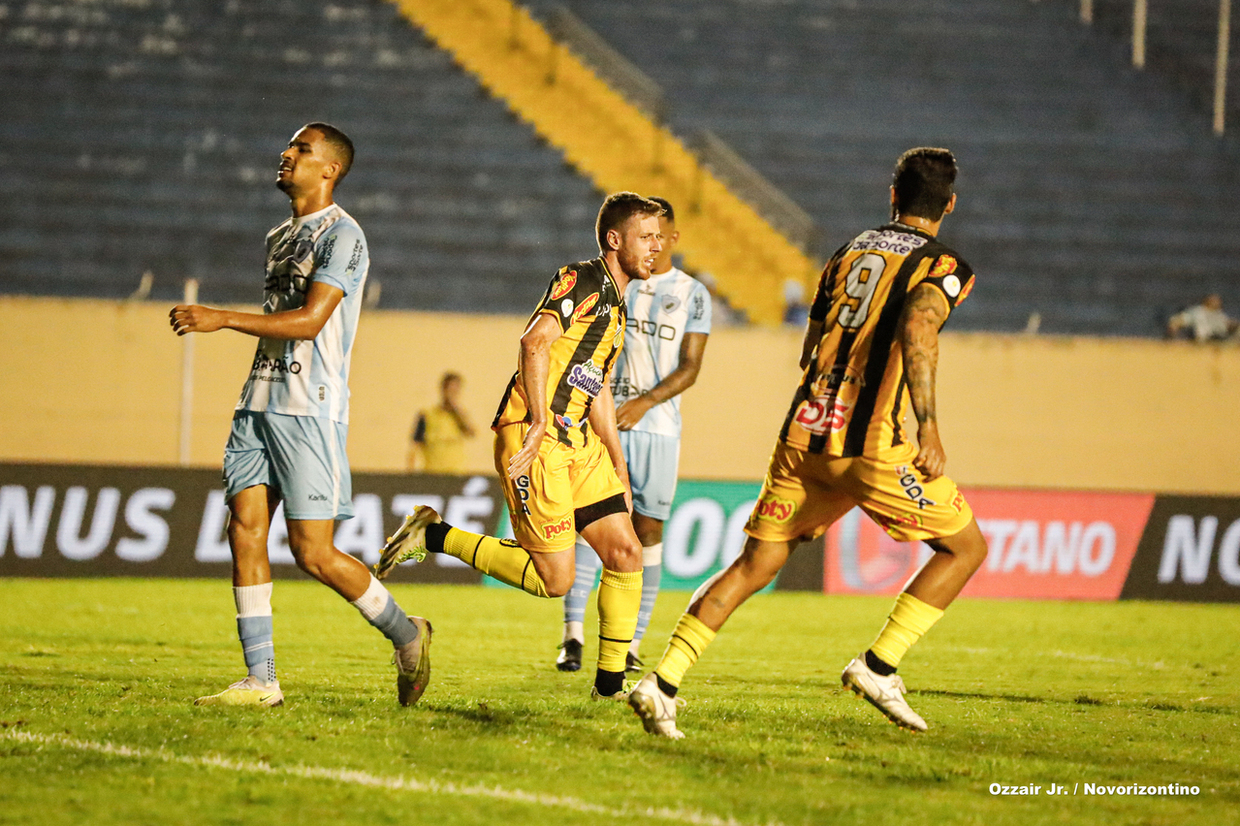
{"left": 567, "top": 361, "right": 605, "bottom": 397}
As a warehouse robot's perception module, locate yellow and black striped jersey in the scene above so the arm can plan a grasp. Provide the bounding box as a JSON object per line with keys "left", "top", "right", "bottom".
{"left": 493, "top": 258, "right": 627, "bottom": 448}
{"left": 780, "top": 222, "right": 975, "bottom": 459}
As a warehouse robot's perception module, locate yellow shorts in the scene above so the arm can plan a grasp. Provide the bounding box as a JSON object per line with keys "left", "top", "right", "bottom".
{"left": 494, "top": 423, "right": 627, "bottom": 553}
{"left": 744, "top": 440, "right": 973, "bottom": 544}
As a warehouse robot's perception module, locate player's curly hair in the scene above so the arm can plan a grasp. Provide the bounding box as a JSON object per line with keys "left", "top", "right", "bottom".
{"left": 596, "top": 192, "right": 664, "bottom": 252}
{"left": 892, "top": 147, "right": 957, "bottom": 221}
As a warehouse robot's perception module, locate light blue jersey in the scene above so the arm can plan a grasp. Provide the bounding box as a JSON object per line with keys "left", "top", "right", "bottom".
{"left": 612, "top": 267, "right": 712, "bottom": 438}
{"left": 236, "top": 203, "right": 368, "bottom": 424}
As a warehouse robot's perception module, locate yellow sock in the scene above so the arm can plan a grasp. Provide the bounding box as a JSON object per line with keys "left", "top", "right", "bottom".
{"left": 442, "top": 528, "right": 550, "bottom": 598}
{"left": 869, "top": 592, "right": 945, "bottom": 669}
{"left": 596, "top": 569, "right": 642, "bottom": 673}
{"left": 653, "top": 612, "right": 717, "bottom": 689}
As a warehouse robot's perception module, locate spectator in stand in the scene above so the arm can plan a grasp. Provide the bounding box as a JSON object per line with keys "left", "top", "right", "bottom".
{"left": 1166, "top": 294, "right": 1239, "bottom": 342}
{"left": 407, "top": 372, "right": 476, "bottom": 474}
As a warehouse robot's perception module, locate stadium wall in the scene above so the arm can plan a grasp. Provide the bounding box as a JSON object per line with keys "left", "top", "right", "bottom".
{"left": 3, "top": 296, "right": 1238, "bottom": 495}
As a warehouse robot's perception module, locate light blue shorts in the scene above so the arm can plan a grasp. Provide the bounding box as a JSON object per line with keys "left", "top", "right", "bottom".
{"left": 619, "top": 430, "right": 680, "bottom": 521}
{"left": 223, "top": 411, "right": 354, "bottom": 521}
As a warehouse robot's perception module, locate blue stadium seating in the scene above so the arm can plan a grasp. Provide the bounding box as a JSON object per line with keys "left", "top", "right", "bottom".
{"left": 522, "top": 0, "right": 1240, "bottom": 336}
{"left": 0, "top": 0, "right": 603, "bottom": 312}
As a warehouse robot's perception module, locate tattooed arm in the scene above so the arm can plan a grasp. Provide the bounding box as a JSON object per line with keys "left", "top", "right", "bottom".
{"left": 900, "top": 283, "right": 951, "bottom": 480}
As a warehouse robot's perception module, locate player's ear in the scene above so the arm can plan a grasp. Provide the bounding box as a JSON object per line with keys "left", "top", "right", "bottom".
{"left": 605, "top": 227, "right": 622, "bottom": 252}
{"left": 325, "top": 160, "right": 342, "bottom": 182}
{"left": 942, "top": 193, "right": 957, "bottom": 217}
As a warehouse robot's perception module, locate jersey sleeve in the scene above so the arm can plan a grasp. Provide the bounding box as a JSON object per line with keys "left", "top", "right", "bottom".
{"left": 535, "top": 265, "right": 606, "bottom": 332}
{"left": 312, "top": 220, "right": 368, "bottom": 296}
{"left": 809, "top": 245, "right": 848, "bottom": 322}
{"left": 685, "top": 279, "right": 712, "bottom": 334}
{"left": 918, "top": 252, "right": 976, "bottom": 312}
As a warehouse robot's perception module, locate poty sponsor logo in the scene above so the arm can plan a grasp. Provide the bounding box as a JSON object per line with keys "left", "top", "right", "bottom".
{"left": 550, "top": 270, "right": 578, "bottom": 301}
{"left": 541, "top": 515, "right": 574, "bottom": 540}
{"left": 567, "top": 362, "right": 605, "bottom": 398}
{"left": 895, "top": 466, "right": 936, "bottom": 510}
{"left": 794, "top": 396, "right": 849, "bottom": 435}
{"left": 570, "top": 292, "right": 600, "bottom": 324}
{"left": 755, "top": 495, "right": 796, "bottom": 524}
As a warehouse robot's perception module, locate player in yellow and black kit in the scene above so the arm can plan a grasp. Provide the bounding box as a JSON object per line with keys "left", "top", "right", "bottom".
{"left": 375, "top": 193, "right": 665, "bottom": 702}
{"left": 629, "top": 148, "right": 991, "bottom": 738}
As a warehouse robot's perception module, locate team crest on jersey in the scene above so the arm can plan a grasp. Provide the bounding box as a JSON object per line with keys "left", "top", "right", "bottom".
{"left": 567, "top": 361, "right": 605, "bottom": 397}
{"left": 550, "top": 270, "right": 578, "bottom": 301}
{"left": 930, "top": 255, "right": 957, "bottom": 277}
{"left": 570, "top": 292, "right": 600, "bottom": 324}
{"left": 661, "top": 295, "right": 682, "bottom": 314}
{"left": 555, "top": 413, "right": 576, "bottom": 429}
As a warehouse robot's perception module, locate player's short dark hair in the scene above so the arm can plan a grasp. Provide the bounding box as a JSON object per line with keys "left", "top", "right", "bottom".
{"left": 892, "top": 147, "right": 957, "bottom": 221}
{"left": 304, "top": 121, "right": 354, "bottom": 183}
{"left": 441, "top": 371, "right": 462, "bottom": 388}
{"left": 649, "top": 196, "right": 675, "bottom": 224}
{"left": 596, "top": 192, "right": 665, "bottom": 251}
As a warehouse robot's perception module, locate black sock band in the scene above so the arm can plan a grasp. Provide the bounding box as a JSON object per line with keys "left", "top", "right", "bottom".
{"left": 865, "top": 649, "right": 897, "bottom": 676}
{"left": 594, "top": 669, "right": 625, "bottom": 696}
{"left": 656, "top": 675, "right": 679, "bottom": 698}
{"left": 424, "top": 522, "right": 450, "bottom": 553}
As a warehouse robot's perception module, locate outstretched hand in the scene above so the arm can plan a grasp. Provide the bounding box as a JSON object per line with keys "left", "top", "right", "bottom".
{"left": 169, "top": 304, "right": 224, "bottom": 336}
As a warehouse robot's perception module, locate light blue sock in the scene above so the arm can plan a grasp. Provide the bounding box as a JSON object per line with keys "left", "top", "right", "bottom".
{"left": 564, "top": 537, "right": 602, "bottom": 625}
{"left": 635, "top": 561, "right": 662, "bottom": 645}
{"left": 234, "top": 583, "right": 275, "bottom": 684}
{"left": 352, "top": 575, "right": 418, "bottom": 648}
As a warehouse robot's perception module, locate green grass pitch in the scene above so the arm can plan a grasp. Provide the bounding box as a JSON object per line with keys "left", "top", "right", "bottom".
{"left": 2, "top": 578, "right": 1237, "bottom": 826}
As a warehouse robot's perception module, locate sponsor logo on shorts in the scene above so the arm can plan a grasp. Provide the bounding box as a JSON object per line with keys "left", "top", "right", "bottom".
{"left": 541, "top": 514, "right": 574, "bottom": 540}
{"left": 875, "top": 512, "right": 923, "bottom": 532}
{"left": 755, "top": 494, "right": 796, "bottom": 523}
{"left": 895, "top": 466, "right": 937, "bottom": 510}
{"left": 516, "top": 474, "right": 532, "bottom": 515}
{"left": 567, "top": 361, "right": 605, "bottom": 398}
{"left": 570, "top": 292, "right": 600, "bottom": 324}
{"left": 550, "top": 270, "right": 578, "bottom": 301}
{"left": 793, "top": 396, "right": 849, "bottom": 435}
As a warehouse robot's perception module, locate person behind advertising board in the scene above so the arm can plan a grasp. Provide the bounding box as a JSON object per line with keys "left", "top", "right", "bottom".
{"left": 627, "top": 148, "right": 990, "bottom": 738}
{"left": 554, "top": 197, "right": 711, "bottom": 674}
{"left": 373, "top": 193, "right": 663, "bottom": 701}
{"left": 1165, "top": 294, "right": 1239, "bottom": 342}
{"left": 407, "top": 372, "right": 476, "bottom": 473}
{"left": 169, "top": 123, "right": 431, "bottom": 709}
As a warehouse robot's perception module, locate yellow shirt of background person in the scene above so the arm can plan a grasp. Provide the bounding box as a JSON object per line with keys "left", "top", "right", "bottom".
{"left": 407, "top": 372, "right": 475, "bottom": 474}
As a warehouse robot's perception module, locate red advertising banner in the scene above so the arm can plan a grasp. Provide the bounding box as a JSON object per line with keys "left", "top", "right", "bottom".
{"left": 825, "top": 489, "right": 1157, "bottom": 600}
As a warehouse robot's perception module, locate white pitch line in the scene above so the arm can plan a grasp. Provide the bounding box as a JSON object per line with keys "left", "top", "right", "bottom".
{"left": 3, "top": 730, "right": 779, "bottom": 826}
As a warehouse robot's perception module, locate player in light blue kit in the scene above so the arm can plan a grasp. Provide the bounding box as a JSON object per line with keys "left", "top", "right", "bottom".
{"left": 170, "top": 123, "right": 431, "bottom": 708}
{"left": 555, "top": 197, "right": 712, "bottom": 673}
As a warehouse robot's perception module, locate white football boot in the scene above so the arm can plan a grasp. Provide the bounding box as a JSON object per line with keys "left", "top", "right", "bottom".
{"left": 841, "top": 654, "right": 927, "bottom": 732}
{"left": 628, "top": 673, "right": 686, "bottom": 739}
